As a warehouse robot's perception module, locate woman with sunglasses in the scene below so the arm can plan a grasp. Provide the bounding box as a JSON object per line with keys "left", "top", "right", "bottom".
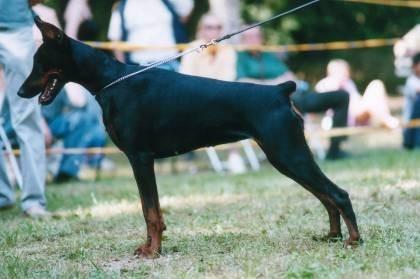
{"left": 180, "top": 13, "right": 237, "bottom": 82}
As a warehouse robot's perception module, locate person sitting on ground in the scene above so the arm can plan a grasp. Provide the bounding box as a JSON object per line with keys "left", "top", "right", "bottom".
{"left": 403, "top": 53, "right": 420, "bottom": 149}
{"left": 236, "top": 26, "right": 350, "bottom": 160}
{"left": 316, "top": 59, "right": 399, "bottom": 129}
{"left": 42, "top": 86, "right": 106, "bottom": 183}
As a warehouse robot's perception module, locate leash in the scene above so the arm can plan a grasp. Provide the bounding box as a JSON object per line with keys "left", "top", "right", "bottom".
{"left": 100, "top": 0, "right": 321, "bottom": 91}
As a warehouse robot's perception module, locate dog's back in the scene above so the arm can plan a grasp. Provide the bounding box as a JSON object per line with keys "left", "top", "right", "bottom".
{"left": 97, "top": 68, "right": 296, "bottom": 157}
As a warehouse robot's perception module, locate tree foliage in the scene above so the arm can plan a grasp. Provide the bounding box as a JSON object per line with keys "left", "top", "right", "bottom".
{"left": 241, "top": 0, "right": 419, "bottom": 44}
{"left": 240, "top": 1, "right": 420, "bottom": 92}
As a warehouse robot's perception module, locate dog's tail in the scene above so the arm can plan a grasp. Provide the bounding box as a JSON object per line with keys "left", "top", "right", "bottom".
{"left": 276, "top": 81, "right": 296, "bottom": 106}
{"left": 277, "top": 81, "right": 296, "bottom": 98}
{"left": 277, "top": 81, "right": 304, "bottom": 122}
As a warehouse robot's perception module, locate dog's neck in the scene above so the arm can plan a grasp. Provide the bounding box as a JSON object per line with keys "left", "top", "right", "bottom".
{"left": 68, "top": 39, "right": 132, "bottom": 94}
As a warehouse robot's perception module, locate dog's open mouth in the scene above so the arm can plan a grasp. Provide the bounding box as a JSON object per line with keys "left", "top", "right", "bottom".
{"left": 39, "top": 74, "right": 64, "bottom": 105}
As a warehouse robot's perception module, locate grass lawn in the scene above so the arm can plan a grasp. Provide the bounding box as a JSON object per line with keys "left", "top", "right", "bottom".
{"left": 1, "top": 133, "right": 419, "bottom": 278}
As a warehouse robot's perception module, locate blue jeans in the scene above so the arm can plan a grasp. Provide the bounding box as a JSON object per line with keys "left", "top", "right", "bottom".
{"left": 403, "top": 95, "right": 420, "bottom": 149}
{"left": 49, "top": 110, "right": 106, "bottom": 177}
{"left": 0, "top": 27, "right": 47, "bottom": 211}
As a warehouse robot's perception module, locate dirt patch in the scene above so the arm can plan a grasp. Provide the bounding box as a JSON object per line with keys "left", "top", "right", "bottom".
{"left": 103, "top": 256, "right": 143, "bottom": 273}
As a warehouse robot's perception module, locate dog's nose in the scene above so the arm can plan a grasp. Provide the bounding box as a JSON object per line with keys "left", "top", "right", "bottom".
{"left": 17, "top": 88, "right": 29, "bottom": 98}
{"left": 17, "top": 88, "right": 25, "bottom": 97}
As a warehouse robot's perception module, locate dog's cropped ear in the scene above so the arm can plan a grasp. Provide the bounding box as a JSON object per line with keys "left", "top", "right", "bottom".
{"left": 34, "top": 16, "right": 65, "bottom": 44}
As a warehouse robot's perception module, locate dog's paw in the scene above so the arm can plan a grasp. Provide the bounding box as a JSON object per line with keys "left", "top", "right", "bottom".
{"left": 343, "top": 237, "right": 363, "bottom": 248}
{"left": 312, "top": 232, "right": 343, "bottom": 243}
{"left": 134, "top": 244, "right": 160, "bottom": 259}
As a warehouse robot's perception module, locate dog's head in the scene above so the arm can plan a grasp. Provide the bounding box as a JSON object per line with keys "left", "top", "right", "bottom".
{"left": 18, "top": 17, "right": 72, "bottom": 105}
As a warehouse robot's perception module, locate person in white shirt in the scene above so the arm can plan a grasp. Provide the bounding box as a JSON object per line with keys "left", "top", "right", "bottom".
{"left": 394, "top": 25, "right": 420, "bottom": 78}
{"left": 316, "top": 59, "right": 399, "bottom": 129}
{"left": 63, "top": 0, "right": 92, "bottom": 39}
{"left": 108, "top": 0, "right": 193, "bottom": 70}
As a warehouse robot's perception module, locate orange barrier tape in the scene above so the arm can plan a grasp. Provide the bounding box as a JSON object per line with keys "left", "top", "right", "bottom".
{"left": 344, "top": 0, "right": 420, "bottom": 8}
{"left": 85, "top": 38, "right": 399, "bottom": 53}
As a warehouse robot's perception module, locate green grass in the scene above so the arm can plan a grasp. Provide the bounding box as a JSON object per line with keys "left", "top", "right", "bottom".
{"left": 1, "top": 135, "right": 419, "bottom": 278}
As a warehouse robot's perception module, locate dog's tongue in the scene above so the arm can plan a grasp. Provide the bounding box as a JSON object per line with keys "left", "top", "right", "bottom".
{"left": 39, "top": 77, "right": 58, "bottom": 105}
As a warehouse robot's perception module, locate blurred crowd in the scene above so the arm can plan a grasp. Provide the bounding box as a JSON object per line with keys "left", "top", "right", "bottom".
{"left": 0, "top": 0, "right": 419, "bottom": 217}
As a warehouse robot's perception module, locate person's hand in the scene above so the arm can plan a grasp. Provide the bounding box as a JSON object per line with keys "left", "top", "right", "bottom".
{"left": 41, "top": 118, "right": 53, "bottom": 147}
{"left": 29, "top": 0, "right": 43, "bottom": 6}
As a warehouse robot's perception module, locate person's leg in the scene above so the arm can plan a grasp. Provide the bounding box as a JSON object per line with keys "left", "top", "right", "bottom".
{"left": 362, "top": 80, "right": 398, "bottom": 128}
{"left": 0, "top": 150, "right": 15, "bottom": 208}
{"left": 0, "top": 95, "right": 15, "bottom": 208}
{"left": 1, "top": 28, "right": 47, "bottom": 211}
{"left": 292, "top": 90, "right": 349, "bottom": 159}
{"left": 85, "top": 121, "right": 107, "bottom": 168}
{"left": 403, "top": 96, "right": 420, "bottom": 149}
{"left": 55, "top": 111, "right": 87, "bottom": 179}
{"left": 56, "top": 111, "right": 106, "bottom": 180}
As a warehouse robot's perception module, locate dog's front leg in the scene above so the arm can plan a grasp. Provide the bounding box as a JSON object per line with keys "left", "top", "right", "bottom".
{"left": 128, "top": 153, "right": 166, "bottom": 259}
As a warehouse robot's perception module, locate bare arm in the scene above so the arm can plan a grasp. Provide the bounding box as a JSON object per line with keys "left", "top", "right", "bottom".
{"left": 113, "top": 51, "right": 125, "bottom": 63}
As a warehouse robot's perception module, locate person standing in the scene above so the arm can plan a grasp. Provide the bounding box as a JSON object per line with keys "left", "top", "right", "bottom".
{"left": 107, "top": 0, "right": 194, "bottom": 71}
{"left": 0, "top": 0, "right": 49, "bottom": 217}
{"left": 208, "top": 0, "right": 241, "bottom": 44}
{"left": 394, "top": 25, "right": 420, "bottom": 78}
{"left": 63, "top": 0, "right": 93, "bottom": 40}
{"left": 403, "top": 53, "right": 420, "bottom": 149}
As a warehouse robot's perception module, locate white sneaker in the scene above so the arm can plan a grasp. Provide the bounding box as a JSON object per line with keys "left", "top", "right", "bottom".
{"left": 24, "top": 205, "right": 51, "bottom": 219}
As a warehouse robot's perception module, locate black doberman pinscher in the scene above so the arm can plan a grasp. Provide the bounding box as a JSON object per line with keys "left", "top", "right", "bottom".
{"left": 19, "top": 18, "right": 361, "bottom": 258}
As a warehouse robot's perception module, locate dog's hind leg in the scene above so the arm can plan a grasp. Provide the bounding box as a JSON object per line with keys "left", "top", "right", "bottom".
{"left": 127, "top": 153, "right": 166, "bottom": 258}
{"left": 256, "top": 110, "right": 360, "bottom": 246}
